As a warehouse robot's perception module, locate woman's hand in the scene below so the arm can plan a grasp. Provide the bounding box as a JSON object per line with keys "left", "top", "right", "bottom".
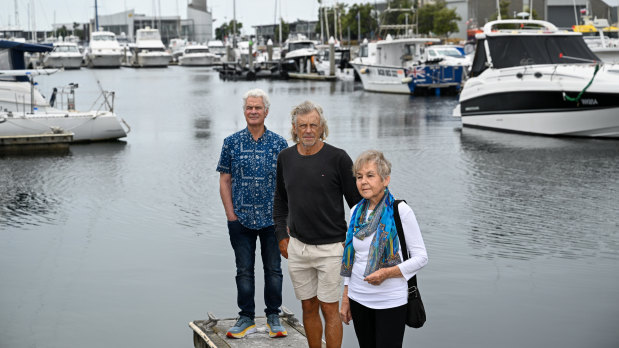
{"left": 364, "top": 266, "right": 403, "bottom": 286}
{"left": 340, "top": 286, "right": 352, "bottom": 325}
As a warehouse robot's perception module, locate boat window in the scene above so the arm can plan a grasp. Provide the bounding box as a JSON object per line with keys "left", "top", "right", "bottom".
{"left": 94, "top": 35, "right": 115, "bottom": 41}
{"left": 54, "top": 45, "right": 79, "bottom": 53}
{"left": 469, "top": 39, "right": 488, "bottom": 77}
{"left": 288, "top": 42, "right": 315, "bottom": 51}
{"left": 436, "top": 48, "right": 463, "bottom": 57}
{"left": 186, "top": 49, "right": 210, "bottom": 54}
{"left": 428, "top": 49, "right": 437, "bottom": 57}
{"left": 605, "top": 31, "right": 618, "bottom": 39}
{"left": 359, "top": 45, "right": 368, "bottom": 57}
{"left": 487, "top": 35, "right": 599, "bottom": 68}
{"left": 140, "top": 47, "right": 165, "bottom": 52}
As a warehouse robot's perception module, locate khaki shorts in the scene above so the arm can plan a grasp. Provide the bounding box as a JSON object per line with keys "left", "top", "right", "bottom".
{"left": 287, "top": 237, "right": 344, "bottom": 303}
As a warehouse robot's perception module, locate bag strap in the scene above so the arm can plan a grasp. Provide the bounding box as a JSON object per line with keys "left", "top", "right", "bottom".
{"left": 393, "top": 200, "right": 418, "bottom": 289}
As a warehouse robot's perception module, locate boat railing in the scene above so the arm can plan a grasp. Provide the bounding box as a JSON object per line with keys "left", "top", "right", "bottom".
{"left": 483, "top": 19, "right": 560, "bottom": 34}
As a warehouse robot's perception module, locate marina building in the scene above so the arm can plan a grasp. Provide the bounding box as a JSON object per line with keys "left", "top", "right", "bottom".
{"left": 92, "top": 0, "right": 213, "bottom": 45}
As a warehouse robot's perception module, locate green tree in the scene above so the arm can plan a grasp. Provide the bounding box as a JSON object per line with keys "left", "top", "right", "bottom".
{"left": 274, "top": 19, "right": 290, "bottom": 43}
{"left": 417, "top": 0, "right": 460, "bottom": 37}
{"left": 215, "top": 20, "right": 243, "bottom": 40}
{"left": 490, "top": 0, "right": 513, "bottom": 20}
{"left": 55, "top": 25, "right": 68, "bottom": 38}
{"left": 340, "top": 3, "right": 377, "bottom": 41}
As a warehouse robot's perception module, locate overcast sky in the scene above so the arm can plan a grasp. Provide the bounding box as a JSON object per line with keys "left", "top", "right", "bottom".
{"left": 1, "top": 0, "right": 365, "bottom": 34}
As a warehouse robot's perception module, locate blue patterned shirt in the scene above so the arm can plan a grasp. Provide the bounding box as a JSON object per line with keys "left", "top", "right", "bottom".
{"left": 216, "top": 127, "right": 288, "bottom": 229}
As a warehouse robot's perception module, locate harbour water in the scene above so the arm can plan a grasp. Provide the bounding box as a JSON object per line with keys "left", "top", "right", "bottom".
{"left": 1, "top": 67, "right": 619, "bottom": 348}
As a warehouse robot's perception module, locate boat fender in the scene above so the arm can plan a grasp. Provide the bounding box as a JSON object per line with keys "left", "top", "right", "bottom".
{"left": 401, "top": 77, "right": 413, "bottom": 84}
{"left": 0, "top": 116, "right": 5, "bottom": 123}
{"left": 360, "top": 67, "right": 369, "bottom": 74}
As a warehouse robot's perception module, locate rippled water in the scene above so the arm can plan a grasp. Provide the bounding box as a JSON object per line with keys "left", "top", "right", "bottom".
{"left": 1, "top": 67, "right": 619, "bottom": 348}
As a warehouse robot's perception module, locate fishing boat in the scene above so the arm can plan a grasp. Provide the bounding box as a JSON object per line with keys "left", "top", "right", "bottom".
{"left": 453, "top": 19, "right": 619, "bottom": 138}
{"left": 42, "top": 42, "right": 83, "bottom": 69}
{"left": 129, "top": 28, "right": 171, "bottom": 68}
{"left": 84, "top": 31, "right": 122, "bottom": 68}
{"left": 350, "top": 36, "right": 465, "bottom": 94}
{"left": 0, "top": 40, "right": 129, "bottom": 143}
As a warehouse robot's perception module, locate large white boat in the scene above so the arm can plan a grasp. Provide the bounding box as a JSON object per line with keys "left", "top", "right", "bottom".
{"left": 453, "top": 19, "right": 619, "bottom": 138}
{"left": 43, "top": 42, "right": 83, "bottom": 69}
{"left": 350, "top": 36, "right": 465, "bottom": 94}
{"left": 84, "top": 31, "right": 122, "bottom": 68}
{"left": 178, "top": 45, "right": 219, "bottom": 66}
{"left": 0, "top": 40, "right": 129, "bottom": 143}
{"left": 130, "top": 28, "right": 171, "bottom": 68}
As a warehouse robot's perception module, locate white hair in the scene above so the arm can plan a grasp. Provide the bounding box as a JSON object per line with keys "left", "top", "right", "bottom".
{"left": 242, "top": 89, "right": 270, "bottom": 111}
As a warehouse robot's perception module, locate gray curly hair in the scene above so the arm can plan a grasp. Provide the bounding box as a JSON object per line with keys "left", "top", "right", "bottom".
{"left": 290, "top": 100, "right": 329, "bottom": 143}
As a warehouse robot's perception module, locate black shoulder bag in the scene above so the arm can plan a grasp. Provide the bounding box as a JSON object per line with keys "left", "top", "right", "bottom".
{"left": 394, "top": 199, "right": 427, "bottom": 328}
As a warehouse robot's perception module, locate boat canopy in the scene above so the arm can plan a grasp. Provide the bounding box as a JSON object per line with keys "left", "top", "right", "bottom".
{"left": 470, "top": 35, "right": 600, "bottom": 76}
{"left": 0, "top": 40, "right": 54, "bottom": 80}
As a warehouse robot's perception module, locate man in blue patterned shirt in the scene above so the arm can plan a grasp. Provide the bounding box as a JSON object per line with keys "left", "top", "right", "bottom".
{"left": 217, "top": 89, "right": 289, "bottom": 339}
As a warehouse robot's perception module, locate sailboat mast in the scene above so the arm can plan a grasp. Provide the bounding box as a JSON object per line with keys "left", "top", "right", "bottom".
{"left": 95, "top": 0, "right": 99, "bottom": 31}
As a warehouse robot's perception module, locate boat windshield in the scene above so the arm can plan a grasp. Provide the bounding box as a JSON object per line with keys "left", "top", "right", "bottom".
{"left": 93, "top": 35, "right": 116, "bottom": 41}
{"left": 288, "top": 42, "right": 314, "bottom": 51}
{"left": 138, "top": 31, "right": 162, "bottom": 41}
{"left": 487, "top": 35, "right": 599, "bottom": 68}
{"left": 54, "top": 45, "right": 79, "bottom": 53}
{"left": 186, "top": 49, "right": 210, "bottom": 54}
{"left": 431, "top": 48, "right": 463, "bottom": 58}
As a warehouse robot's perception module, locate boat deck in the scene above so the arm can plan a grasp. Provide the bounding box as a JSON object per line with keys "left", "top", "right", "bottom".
{"left": 190, "top": 307, "right": 324, "bottom": 348}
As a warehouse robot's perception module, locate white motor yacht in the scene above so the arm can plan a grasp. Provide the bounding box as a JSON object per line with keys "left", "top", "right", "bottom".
{"left": 85, "top": 31, "right": 122, "bottom": 68}
{"left": 453, "top": 19, "right": 619, "bottom": 138}
{"left": 0, "top": 40, "right": 129, "bottom": 143}
{"left": 130, "top": 28, "right": 171, "bottom": 68}
{"left": 43, "top": 42, "right": 82, "bottom": 69}
{"left": 178, "top": 45, "right": 219, "bottom": 66}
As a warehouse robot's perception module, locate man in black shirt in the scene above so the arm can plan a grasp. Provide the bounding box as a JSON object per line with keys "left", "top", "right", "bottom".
{"left": 273, "top": 100, "right": 361, "bottom": 348}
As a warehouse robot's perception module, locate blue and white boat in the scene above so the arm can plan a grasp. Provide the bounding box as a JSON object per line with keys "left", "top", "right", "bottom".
{"left": 350, "top": 36, "right": 466, "bottom": 94}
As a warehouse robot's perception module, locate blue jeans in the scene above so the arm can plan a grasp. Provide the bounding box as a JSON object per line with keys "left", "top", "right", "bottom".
{"left": 227, "top": 220, "right": 283, "bottom": 319}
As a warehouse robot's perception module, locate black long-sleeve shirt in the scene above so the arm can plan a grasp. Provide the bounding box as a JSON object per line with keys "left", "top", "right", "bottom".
{"left": 273, "top": 143, "right": 362, "bottom": 245}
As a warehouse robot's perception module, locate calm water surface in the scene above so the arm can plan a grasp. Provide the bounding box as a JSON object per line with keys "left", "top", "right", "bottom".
{"left": 1, "top": 67, "right": 618, "bottom": 348}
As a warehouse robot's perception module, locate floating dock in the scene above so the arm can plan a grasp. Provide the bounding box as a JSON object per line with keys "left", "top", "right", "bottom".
{"left": 190, "top": 306, "right": 325, "bottom": 348}
{"left": 0, "top": 133, "right": 73, "bottom": 146}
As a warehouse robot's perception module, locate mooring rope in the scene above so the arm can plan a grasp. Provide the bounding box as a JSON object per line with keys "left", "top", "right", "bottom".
{"left": 563, "top": 64, "right": 600, "bottom": 103}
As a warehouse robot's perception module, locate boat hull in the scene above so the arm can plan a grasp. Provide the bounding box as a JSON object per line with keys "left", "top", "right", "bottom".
{"left": 351, "top": 63, "right": 464, "bottom": 94}
{"left": 134, "top": 53, "right": 170, "bottom": 68}
{"left": 457, "top": 64, "right": 619, "bottom": 137}
{"left": 43, "top": 56, "right": 82, "bottom": 69}
{"left": 179, "top": 55, "right": 217, "bottom": 66}
{"left": 0, "top": 111, "right": 127, "bottom": 142}
{"left": 461, "top": 107, "right": 619, "bottom": 137}
{"left": 87, "top": 53, "right": 122, "bottom": 68}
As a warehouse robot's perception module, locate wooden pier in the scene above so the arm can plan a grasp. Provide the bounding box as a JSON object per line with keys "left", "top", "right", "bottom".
{"left": 190, "top": 306, "right": 325, "bottom": 348}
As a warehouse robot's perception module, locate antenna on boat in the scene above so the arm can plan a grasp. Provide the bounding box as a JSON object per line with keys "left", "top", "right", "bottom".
{"left": 496, "top": 0, "right": 502, "bottom": 20}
